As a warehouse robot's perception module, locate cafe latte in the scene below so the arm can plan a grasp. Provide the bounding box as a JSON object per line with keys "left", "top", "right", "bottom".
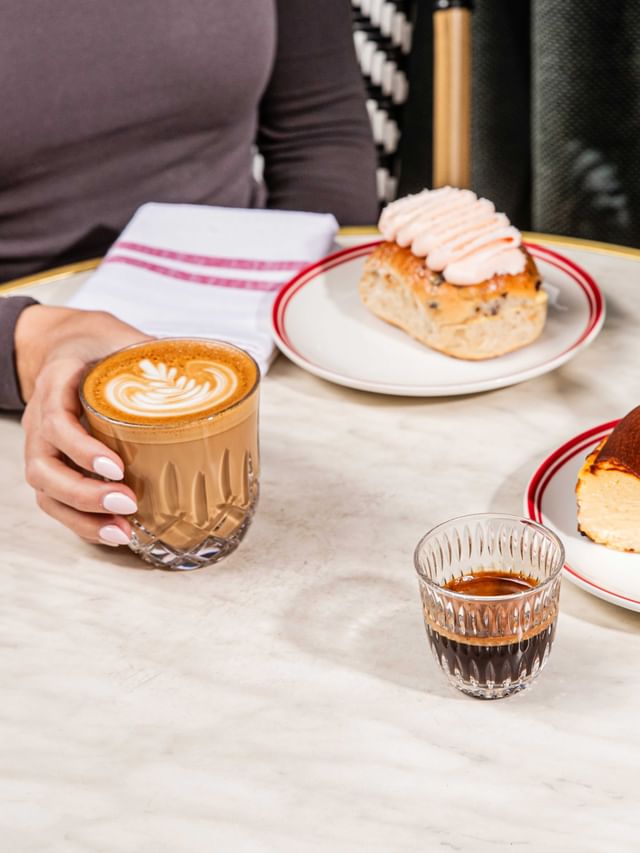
{"left": 81, "top": 339, "right": 260, "bottom": 570}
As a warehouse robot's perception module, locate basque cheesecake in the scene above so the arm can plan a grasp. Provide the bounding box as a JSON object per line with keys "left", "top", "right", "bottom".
{"left": 359, "top": 186, "right": 547, "bottom": 360}
{"left": 576, "top": 407, "right": 640, "bottom": 553}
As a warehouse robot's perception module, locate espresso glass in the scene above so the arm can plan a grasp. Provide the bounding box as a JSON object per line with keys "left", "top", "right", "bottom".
{"left": 80, "top": 339, "right": 260, "bottom": 571}
{"left": 414, "top": 514, "right": 564, "bottom": 699}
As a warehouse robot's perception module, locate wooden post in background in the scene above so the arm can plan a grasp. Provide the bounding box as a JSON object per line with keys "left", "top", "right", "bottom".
{"left": 433, "top": 0, "right": 473, "bottom": 188}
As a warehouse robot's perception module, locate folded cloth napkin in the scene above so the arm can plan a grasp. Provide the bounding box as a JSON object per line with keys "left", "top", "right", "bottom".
{"left": 67, "top": 203, "right": 338, "bottom": 373}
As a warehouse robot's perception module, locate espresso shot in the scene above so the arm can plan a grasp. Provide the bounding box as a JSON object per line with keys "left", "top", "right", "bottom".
{"left": 428, "top": 571, "right": 557, "bottom": 696}
{"left": 414, "top": 515, "right": 564, "bottom": 700}
{"left": 81, "top": 338, "right": 260, "bottom": 570}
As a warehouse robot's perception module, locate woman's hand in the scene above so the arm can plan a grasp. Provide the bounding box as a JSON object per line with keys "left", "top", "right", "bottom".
{"left": 16, "top": 305, "right": 151, "bottom": 546}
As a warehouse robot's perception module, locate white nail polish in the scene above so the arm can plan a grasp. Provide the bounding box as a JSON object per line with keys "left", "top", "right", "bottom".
{"left": 102, "top": 493, "right": 138, "bottom": 515}
{"left": 98, "top": 525, "right": 131, "bottom": 546}
{"left": 93, "top": 456, "right": 124, "bottom": 481}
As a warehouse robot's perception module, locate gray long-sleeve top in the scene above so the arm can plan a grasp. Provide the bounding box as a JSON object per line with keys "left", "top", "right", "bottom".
{"left": 0, "top": 297, "right": 38, "bottom": 411}
{"left": 0, "top": 0, "right": 376, "bottom": 283}
{"left": 0, "top": 0, "right": 378, "bottom": 410}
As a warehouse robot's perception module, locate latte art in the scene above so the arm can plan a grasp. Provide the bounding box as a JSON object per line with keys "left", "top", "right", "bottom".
{"left": 104, "top": 358, "right": 240, "bottom": 418}
{"left": 83, "top": 339, "right": 258, "bottom": 427}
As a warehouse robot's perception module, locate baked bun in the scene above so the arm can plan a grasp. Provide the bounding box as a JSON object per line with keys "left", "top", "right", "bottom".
{"left": 359, "top": 241, "right": 547, "bottom": 360}
{"left": 360, "top": 186, "right": 547, "bottom": 360}
{"left": 576, "top": 407, "right": 640, "bottom": 553}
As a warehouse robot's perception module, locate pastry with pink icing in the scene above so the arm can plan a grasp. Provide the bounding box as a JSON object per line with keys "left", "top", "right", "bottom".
{"left": 359, "top": 187, "right": 547, "bottom": 360}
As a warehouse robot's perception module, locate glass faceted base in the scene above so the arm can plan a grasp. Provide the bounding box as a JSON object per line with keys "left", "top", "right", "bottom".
{"left": 129, "top": 496, "right": 258, "bottom": 571}
{"left": 427, "top": 621, "right": 558, "bottom": 700}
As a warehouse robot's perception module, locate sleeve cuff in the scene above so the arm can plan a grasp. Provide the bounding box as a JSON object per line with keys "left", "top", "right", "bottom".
{"left": 0, "top": 296, "right": 40, "bottom": 412}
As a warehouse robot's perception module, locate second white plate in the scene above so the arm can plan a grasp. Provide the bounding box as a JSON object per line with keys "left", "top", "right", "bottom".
{"left": 525, "top": 421, "right": 640, "bottom": 613}
{"left": 272, "top": 241, "right": 605, "bottom": 396}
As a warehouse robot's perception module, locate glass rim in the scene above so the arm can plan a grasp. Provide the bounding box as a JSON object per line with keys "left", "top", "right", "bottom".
{"left": 79, "top": 336, "right": 261, "bottom": 430}
{"left": 413, "top": 512, "right": 565, "bottom": 602}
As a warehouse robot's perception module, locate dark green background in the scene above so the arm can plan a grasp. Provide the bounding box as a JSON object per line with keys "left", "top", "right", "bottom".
{"left": 400, "top": 1, "right": 640, "bottom": 246}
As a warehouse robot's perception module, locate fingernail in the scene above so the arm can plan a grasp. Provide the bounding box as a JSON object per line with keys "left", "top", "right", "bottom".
{"left": 102, "top": 493, "right": 138, "bottom": 515}
{"left": 99, "top": 524, "right": 131, "bottom": 546}
{"left": 93, "top": 456, "right": 124, "bottom": 481}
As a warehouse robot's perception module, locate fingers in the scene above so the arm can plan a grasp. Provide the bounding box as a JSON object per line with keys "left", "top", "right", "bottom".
{"left": 41, "top": 406, "right": 125, "bottom": 479}
{"left": 34, "top": 355, "right": 85, "bottom": 416}
{"left": 31, "top": 357, "right": 125, "bottom": 478}
{"left": 35, "top": 492, "right": 132, "bottom": 546}
{"left": 25, "top": 450, "right": 137, "bottom": 515}
{"left": 23, "top": 357, "right": 136, "bottom": 545}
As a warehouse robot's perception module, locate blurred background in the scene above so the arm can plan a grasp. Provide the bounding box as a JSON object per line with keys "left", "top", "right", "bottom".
{"left": 353, "top": 0, "right": 640, "bottom": 246}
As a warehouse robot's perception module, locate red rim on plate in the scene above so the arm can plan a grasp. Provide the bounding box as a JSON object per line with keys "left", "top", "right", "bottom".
{"left": 272, "top": 241, "right": 605, "bottom": 392}
{"left": 273, "top": 240, "right": 381, "bottom": 356}
{"left": 524, "top": 420, "right": 640, "bottom": 607}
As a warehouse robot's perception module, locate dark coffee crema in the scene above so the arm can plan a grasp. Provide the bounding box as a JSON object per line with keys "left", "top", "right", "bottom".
{"left": 83, "top": 339, "right": 258, "bottom": 425}
{"left": 444, "top": 570, "right": 539, "bottom": 596}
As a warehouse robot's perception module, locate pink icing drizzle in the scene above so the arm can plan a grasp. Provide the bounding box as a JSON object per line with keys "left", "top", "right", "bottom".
{"left": 378, "top": 186, "right": 526, "bottom": 285}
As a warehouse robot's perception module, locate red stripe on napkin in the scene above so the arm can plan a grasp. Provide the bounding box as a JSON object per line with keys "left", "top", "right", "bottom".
{"left": 115, "top": 241, "right": 307, "bottom": 272}
{"left": 103, "top": 255, "right": 283, "bottom": 292}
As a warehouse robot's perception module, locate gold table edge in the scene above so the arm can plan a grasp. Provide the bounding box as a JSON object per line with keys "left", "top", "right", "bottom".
{"left": 1, "top": 258, "right": 102, "bottom": 293}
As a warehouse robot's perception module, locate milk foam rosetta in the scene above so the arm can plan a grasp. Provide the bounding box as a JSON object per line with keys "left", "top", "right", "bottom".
{"left": 104, "top": 358, "right": 239, "bottom": 419}
{"left": 378, "top": 186, "right": 526, "bottom": 285}
{"left": 83, "top": 340, "right": 258, "bottom": 424}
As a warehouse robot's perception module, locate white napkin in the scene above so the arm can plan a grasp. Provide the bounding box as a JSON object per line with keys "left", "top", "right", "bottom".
{"left": 67, "top": 203, "right": 338, "bottom": 372}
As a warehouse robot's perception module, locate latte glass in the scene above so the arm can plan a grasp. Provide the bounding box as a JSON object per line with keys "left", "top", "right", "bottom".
{"left": 414, "top": 514, "right": 564, "bottom": 699}
{"left": 80, "top": 338, "right": 260, "bottom": 570}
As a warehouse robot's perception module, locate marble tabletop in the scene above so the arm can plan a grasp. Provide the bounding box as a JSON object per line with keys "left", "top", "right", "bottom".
{"left": 2, "top": 235, "right": 640, "bottom": 853}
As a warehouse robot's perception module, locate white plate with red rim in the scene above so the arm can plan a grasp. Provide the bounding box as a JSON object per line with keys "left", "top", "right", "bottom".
{"left": 525, "top": 420, "right": 640, "bottom": 613}
{"left": 271, "top": 240, "right": 605, "bottom": 396}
